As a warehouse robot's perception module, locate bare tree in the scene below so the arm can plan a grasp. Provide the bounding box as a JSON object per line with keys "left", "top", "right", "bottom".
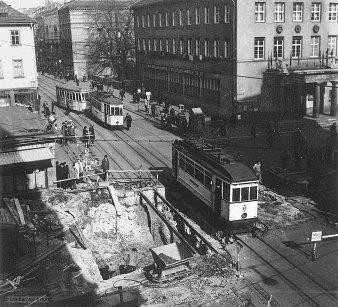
{"left": 87, "top": 0, "right": 134, "bottom": 82}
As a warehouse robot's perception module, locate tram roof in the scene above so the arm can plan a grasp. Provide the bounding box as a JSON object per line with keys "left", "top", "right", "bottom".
{"left": 90, "top": 92, "right": 124, "bottom": 105}
{"left": 174, "top": 140, "right": 258, "bottom": 183}
{"left": 56, "top": 81, "right": 91, "bottom": 92}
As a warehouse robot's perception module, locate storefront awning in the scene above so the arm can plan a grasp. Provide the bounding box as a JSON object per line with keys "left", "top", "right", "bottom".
{"left": 0, "top": 148, "right": 54, "bottom": 166}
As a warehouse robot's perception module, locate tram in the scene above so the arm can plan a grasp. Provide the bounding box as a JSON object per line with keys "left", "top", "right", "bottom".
{"left": 172, "top": 140, "right": 259, "bottom": 225}
{"left": 56, "top": 84, "right": 91, "bottom": 112}
{"left": 90, "top": 92, "right": 124, "bottom": 129}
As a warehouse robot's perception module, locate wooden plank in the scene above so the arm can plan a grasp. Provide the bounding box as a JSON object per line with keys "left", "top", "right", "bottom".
{"left": 69, "top": 224, "right": 87, "bottom": 250}
{"left": 3, "top": 198, "right": 20, "bottom": 225}
{"left": 14, "top": 198, "right": 26, "bottom": 225}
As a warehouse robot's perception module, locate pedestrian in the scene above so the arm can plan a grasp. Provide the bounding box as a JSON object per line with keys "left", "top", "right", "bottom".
{"left": 250, "top": 124, "right": 257, "bottom": 140}
{"left": 83, "top": 126, "right": 89, "bottom": 147}
{"left": 160, "top": 111, "right": 165, "bottom": 129}
{"left": 125, "top": 113, "right": 132, "bottom": 131}
{"left": 144, "top": 99, "right": 149, "bottom": 113}
{"left": 61, "top": 122, "right": 68, "bottom": 144}
{"left": 253, "top": 162, "right": 262, "bottom": 182}
{"left": 76, "top": 78, "right": 79, "bottom": 86}
{"left": 101, "top": 155, "right": 110, "bottom": 181}
{"left": 151, "top": 103, "right": 156, "bottom": 116}
{"left": 74, "top": 160, "right": 80, "bottom": 184}
{"left": 89, "top": 125, "right": 95, "bottom": 146}
{"left": 119, "top": 247, "right": 138, "bottom": 274}
{"left": 281, "top": 149, "right": 290, "bottom": 170}
{"left": 56, "top": 161, "right": 61, "bottom": 188}
{"left": 65, "top": 101, "right": 70, "bottom": 115}
{"left": 119, "top": 88, "right": 125, "bottom": 101}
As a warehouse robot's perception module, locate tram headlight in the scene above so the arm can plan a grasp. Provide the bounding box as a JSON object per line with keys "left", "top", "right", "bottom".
{"left": 241, "top": 213, "right": 247, "bottom": 219}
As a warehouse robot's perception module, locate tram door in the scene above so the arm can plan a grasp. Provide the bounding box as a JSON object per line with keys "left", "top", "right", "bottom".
{"left": 215, "top": 178, "right": 222, "bottom": 216}
{"left": 104, "top": 103, "right": 109, "bottom": 124}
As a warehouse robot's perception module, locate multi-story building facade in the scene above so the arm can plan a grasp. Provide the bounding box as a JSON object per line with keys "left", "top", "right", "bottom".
{"left": 58, "top": 0, "right": 133, "bottom": 80}
{"left": 132, "top": 0, "right": 338, "bottom": 119}
{"left": 0, "top": 1, "right": 38, "bottom": 110}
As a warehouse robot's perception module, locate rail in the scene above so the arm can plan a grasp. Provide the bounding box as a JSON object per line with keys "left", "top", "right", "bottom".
{"left": 153, "top": 190, "right": 219, "bottom": 255}
{"left": 139, "top": 190, "right": 219, "bottom": 256}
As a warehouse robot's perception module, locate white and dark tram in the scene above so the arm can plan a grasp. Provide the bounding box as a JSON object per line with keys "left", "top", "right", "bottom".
{"left": 56, "top": 84, "right": 91, "bottom": 112}
{"left": 172, "top": 140, "right": 259, "bottom": 226}
{"left": 90, "top": 92, "right": 124, "bottom": 129}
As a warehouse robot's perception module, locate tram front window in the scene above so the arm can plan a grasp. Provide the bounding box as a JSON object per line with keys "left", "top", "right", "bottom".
{"left": 250, "top": 186, "right": 258, "bottom": 200}
{"left": 232, "top": 188, "right": 240, "bottom": 202}
{"left": 241, "top": 187, "right": 249, "bottom": 201}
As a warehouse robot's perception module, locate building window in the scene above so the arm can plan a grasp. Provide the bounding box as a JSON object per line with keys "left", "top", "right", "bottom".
{"left": 153, "top": 13, "right": 156, "bottom": 27}
{"left": 254, "top": 37, "right": 265, "bottom": 59}
{"left": 0, "top": 60, "right": 3, "bottom": 78}
{"left": 180, "top": 38, "right": 184, "bottom": 54}
{"left": 214, "top": 40, "right": 219, "bottom": 57}
{"left": 142, "top": 15, "right": 145, "bottom": 28}
{"left": 10, "top": 30, "right": 20, "bottom": 45}
{"left": 274, "top": 3, "right": 285, "bottom": 22}
{"left": 136, "top": 16, "right": 140, "bottom": 28}
{"left": 13, "top": 59, "right": 24, "bottom": 78}
{"left": 179, "top": 9, "right": 183, "bottom": 26}
{"left": 165, "top": 12, "right": 169, "bottom": 26}
{"left": 292, "top": 36, "right": 302, "bottom": 58}
{"left": 147, "top": 14, "right": 150, "bottom": 27}
{"left": 204, "top": 39, "right": 210, "bottom": 56}
{"left": 328, "top": 35, "right": 337, "bottom": 56}
{"left": 142, "top": 39, "right": 146, "bottom": 51}
{"left": 173, "top": 38, "right": 176, "bottom": 53}
{"left": 224, "top": 4, "right": 230, "bottom": 23}
{"left": 195, "top": 39, "right": 200, "bottom": 55}
{"left": 159, "top": 39, "right": 163, "bottom": 51}
{"left": 224, "top": 40, "right": 230, "bottom": 58}
{"left": 293, "top": 3, "right": 303, "bottom": 22}
{"left": 204, "top": 7, "right": 209, "bottom": 24}
{"left": 159, "top": 13, "right": 162, "bottom": 27}
{"left": 310, "top": 36, "right": 320, "bottom": 57}
{"left": 329, "top": 3, "right": 338, "bottom": 21}
{"left": 165, "top": 39, "right": 169, "bottom": 52}
{"left": 214, "top": 5, "right": 220, "bottom": 24}
{"left": 255, "top": 3, "right": 265, "bottom": 22}
{"left": 187, "top": 9, "right": 192, "bottom": 25}
{"left": 274, "top": 37, "right": 284, "bottom": 58}
{"left": 188, "top": 39, "right": 192, "bottom": 54}
{"left": 172, "top": 10, "right": 176, "bottom": 26}
{"left": 153, "top": 38, "right": 157, "bottom": 51}
{"left": 137, "top": 38, "right": 140, "bottom": 51}
{"left": 196, "top": 8, "right": 200, "bottom": 24}
{"left": 311, "top": 3, "right": 321, "bottom": 21}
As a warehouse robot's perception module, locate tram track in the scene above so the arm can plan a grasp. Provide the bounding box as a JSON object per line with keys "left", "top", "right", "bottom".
{"left": 38, "top": 76, "right": 172, "bottom": 179}
{"left": 235, "top": 234, "right": 337, "bottom": 307}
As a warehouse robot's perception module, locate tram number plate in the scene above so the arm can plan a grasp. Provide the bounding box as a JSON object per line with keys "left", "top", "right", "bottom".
{"left": 311, "top": 231, "right": 322, "bottom": 242}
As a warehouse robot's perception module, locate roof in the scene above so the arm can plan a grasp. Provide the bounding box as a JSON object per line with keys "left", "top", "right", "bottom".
{"left": 0, "top": 1, "right": 35, "bottom": 25}
{"left": 0, "top": 147, "right": 54, "bottom": 166}
{"left": 56, "top": 81, "right": 92, "bottom": 92}
{"left": 174, "top": 140, "right": 258, "bottom": 183}
{"left": 59, "top": 0, "right": 132, "bottom": 12}
{"left": 91, "top": 92, "right": 123, "bottom": 106}
{"left": 131, "top": 0, "right": 173, "bottom": 8}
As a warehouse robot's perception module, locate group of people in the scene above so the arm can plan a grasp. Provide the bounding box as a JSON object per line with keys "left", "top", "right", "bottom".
{"left": 61, "top": 121, "right": 77, "bottom": 144}
{"left": 56, "top": 158, "right": 85, "bottom": 189}
{"left": 82, "top": 125, "right": 95, "bottom": 147}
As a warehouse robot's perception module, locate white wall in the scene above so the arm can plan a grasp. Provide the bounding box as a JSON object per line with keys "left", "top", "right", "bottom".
{"left": 0, "top": 25, "right": 38, "bottom": 90}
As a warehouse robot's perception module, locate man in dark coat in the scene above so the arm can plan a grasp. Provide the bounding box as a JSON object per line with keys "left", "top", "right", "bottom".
{"left": 125, "top": 113, "right": 132, "bottom": 131}
{"left": 56, "top": 161, "right": 61, "bottom": 188}
{"left": 101, "top": 155, "right": 110, "bottom": 181}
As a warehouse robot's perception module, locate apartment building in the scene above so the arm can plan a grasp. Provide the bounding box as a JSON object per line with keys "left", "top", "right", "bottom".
{"left": 0, "top": 1, "right": 38, "bottom": 110}
{"left": 132, "top": 0, "right": 338, "bottom": 119}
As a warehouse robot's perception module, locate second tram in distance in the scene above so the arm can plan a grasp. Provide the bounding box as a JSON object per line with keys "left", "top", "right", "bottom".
{"left": 172, "top": 140, "right": 259, "bottom": 227}
{"left": 90, "top": 92, "right": 124, "bottom": 129}
{"left": 56, "top": 84, "right": 91, "bottom": 112}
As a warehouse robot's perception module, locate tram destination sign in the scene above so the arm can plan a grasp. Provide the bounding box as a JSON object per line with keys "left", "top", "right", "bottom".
{"left": 311, "top": 231, "right": 322, "bottom": 242}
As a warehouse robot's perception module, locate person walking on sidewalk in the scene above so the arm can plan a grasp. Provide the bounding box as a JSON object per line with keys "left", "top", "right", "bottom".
{"left": 101, "top": 155, "right": 110, "bottom": 181}
{"left": 253, "top": 162, "right": 262, "bottom": 183}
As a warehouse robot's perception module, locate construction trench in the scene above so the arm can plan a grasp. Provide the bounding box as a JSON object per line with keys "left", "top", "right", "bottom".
{"left": 0, "top": 177, "right": 238, "bottom": 306}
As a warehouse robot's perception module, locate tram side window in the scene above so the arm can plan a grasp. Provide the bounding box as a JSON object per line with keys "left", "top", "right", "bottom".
{"left": 205, "top": 170, "right": 212, "bottom": 189}
{"left": 250, "top": 186, "right": 258, "bottom": 200}
{"left": 84, "top": 93, "right": 89, "bottom": 101}
{"left": 185, "top": 158, "right": 194, "bottom": 176}
{"left": 76, "top": 93, "right": 80, "bottom": 101}
{"left": 195, "top": 164, "right": 204, "bottom": 184}
{"left": 66, "top": 91, "right": 70, "bottom": 99}
{"left": 241, "top": 187, "right": 249, "bottom": 201}
{"left": 232, "top": 188, "right": 240, "bottom": 202}
{"left": 61, "top": 90, "right": 64, "bottom": 98}
{"left": 222, "top": 182, "right": 230, "bottom": 201}
{"left": 72, "top": 92, "right": 75, "bottom": 101}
